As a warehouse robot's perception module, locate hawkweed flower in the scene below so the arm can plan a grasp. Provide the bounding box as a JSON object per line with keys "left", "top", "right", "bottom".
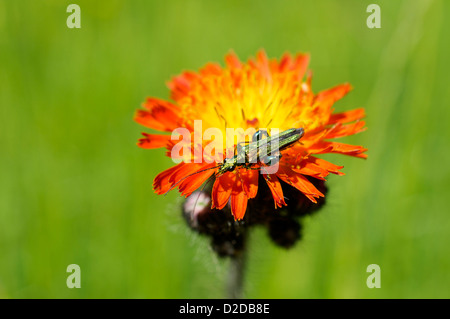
{"left": 135, "top": 51, "right": 367, "bottom": 297}
{"left": 135, "top": 50, "right": 367, "bottom": 221}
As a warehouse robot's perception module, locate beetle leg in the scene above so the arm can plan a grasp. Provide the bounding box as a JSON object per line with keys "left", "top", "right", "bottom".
{"left": 252, "top": 129, "right": 269, "bottom": 142}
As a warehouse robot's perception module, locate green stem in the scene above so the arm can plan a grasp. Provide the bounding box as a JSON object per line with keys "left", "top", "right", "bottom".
{"left": 227, "top": 239, "right": 247, "bottom": 299}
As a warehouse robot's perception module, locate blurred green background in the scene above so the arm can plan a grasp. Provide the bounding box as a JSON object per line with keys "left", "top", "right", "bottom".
{"left": 1, "top": 0, "right": 449, "bottom": 298}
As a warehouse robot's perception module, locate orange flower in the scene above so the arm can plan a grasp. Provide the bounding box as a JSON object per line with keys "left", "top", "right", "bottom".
{"left": 135, "top": 50, "right": 367, "bottom": 220}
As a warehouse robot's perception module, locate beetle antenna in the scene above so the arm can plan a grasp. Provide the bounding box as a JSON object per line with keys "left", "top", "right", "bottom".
{"left": 190, "top": 174, "right": 216, "bottom": 220}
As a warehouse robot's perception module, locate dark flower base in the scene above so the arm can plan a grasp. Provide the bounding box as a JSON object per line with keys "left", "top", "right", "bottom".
{"left": 182, "top": 175, "right": 327, "bottom": 258}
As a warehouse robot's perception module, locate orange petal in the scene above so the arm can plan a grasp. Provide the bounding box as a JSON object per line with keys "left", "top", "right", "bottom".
{"left": 134, "top": 98, "right": 183, "bottom": 132}
{"left": 178, "top": 163, "right": 216, "bottom": 197}
{"left": 230, "top": 177, "right": 248, "bottom": 220}
{"left": 277, "top": 166, "right": 324, "bottom": 203}
{"left": 304, "top": 156, "right": 345, "bottom": 175}
{"left": 249, "top": 49, "right": 271, "bottom": 82}
{"left": 310, "top": 141, "right": 368, "bottom": 159}
{"left": 138, "top": 133, "right": 171, "bottom": 149}
{"left": 238, "top": 168, "right": 259, "bottom": 199}
{"left": 325, "top": 121, "right": 367, "bottom": 139}
{"left": 291, "top": 161, "right": 329, "bottom": 180}
{"left": 153, "top": 163, "right": 184, "bottom": 195}
{"left": 168, "top": 163, "right": 206, "bottom": 185}
{"left": 293, "top": 53, "right": 310, "bottom": 80}
{"left": 200, "top": 63, "right": 222, "bottom": 76}
{"left": 225, "top": 51, "right": 243, "bottom": 69}
{"left": 304, "top": 141, "right": 334, "bottom": 155}
{"left": 263, "top": 174, "right": 286, "bottom": 208}
{"left": 211, "top": 172, "right": 234, "bottom": 210}
{"left": 167, "top": 71, "right": 199, "bottom": 102}
{"left": 278, "top": 53, "right": 293, "bottom": 72}
{"left": 142, "top": 97, "right": 180, "bottom": 113}
{"left": 328, "top": 108, "right": 366, "bottom": 125}
{"left": 315, "top": 83, "right": 352, "bottom": 104}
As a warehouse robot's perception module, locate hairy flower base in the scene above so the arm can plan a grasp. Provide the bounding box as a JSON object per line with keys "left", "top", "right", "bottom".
{"left": 183, "top": 175, "right": 327, "bottom": 257}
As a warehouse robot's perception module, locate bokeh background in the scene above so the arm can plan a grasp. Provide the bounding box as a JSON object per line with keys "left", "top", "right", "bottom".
{"left": 1, "top": 0, "right": 449, "bottom": 298}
